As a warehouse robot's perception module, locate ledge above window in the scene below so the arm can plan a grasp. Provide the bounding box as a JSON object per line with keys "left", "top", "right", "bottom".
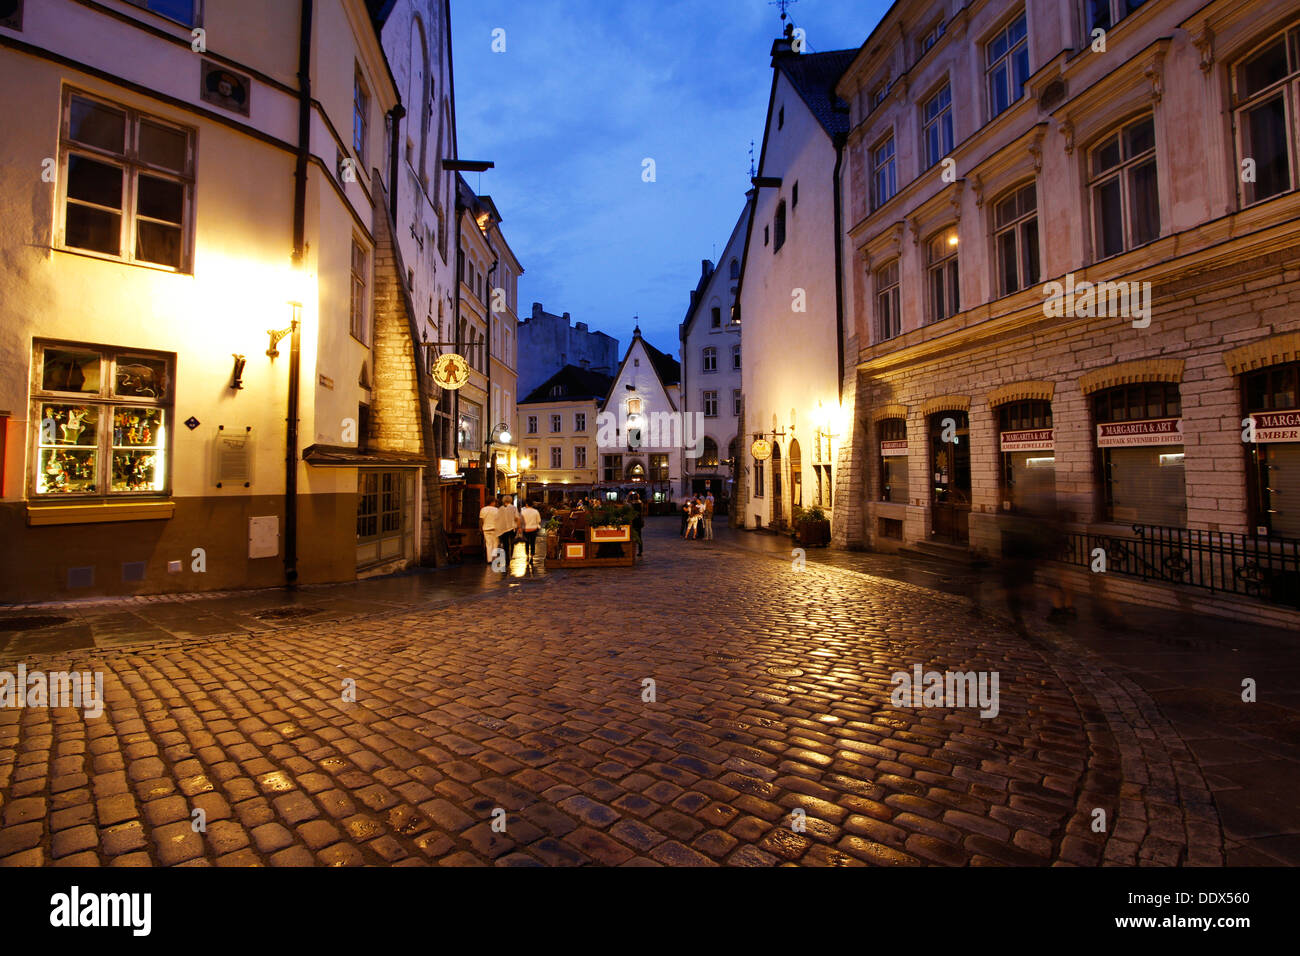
{"left": 27, "top": 500, "right": 175, "bottom": 526}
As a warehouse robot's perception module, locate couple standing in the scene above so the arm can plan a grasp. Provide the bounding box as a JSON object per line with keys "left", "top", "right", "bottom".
{"left": 681, "top": 492, "right": 714, "bottom": 540}
{"left": 479, "top": 493, "right": 543, "bottom": 567}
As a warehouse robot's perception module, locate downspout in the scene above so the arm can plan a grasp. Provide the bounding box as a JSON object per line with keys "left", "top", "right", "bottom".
{"left": 387, "top": 104, "right": 406, "bottom": 223}
{"left": 832, "top": 131, "right": 846, "bottom": 403}
{"left": 452, "top": 198, "right": 463, "bottom": 463}
{"left": 485, "top": 253, "right": 498, "bottom": 495}
{"left": 286, "top": 0, "right": 313, "bottom": 587}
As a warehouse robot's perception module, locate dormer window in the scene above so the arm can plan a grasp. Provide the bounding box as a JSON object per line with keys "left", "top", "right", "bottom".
{"left": 919, "top": 18, "right": 946, "bottom": 56}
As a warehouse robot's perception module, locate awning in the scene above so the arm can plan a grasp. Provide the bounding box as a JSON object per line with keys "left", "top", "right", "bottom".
{"left": 302, "top": 444, "right": 429, "bottom": 468}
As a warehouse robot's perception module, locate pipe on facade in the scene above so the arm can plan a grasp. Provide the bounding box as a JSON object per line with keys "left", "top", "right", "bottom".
{"left": 285, "top": 0, "right": 313, "bottom": 587}
{"left": 832, "top": 132, "right": 846, "bottom": 404}
{"left": 485, "top": 254, "right": 498, "bottom": 495}
{"left": 387, "top": 104, "right": 406, "bottom": 223}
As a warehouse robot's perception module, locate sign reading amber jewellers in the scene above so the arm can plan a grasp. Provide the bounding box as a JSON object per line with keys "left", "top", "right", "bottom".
{"left": 432, "top": 353, "right": 470, "bottom": 390}
{"left": 1000, "top": 428, "right": 1054, "bottom": 452}
{"left": 1096, "top": 418, "right": 1183, "bottom": 448}
{"left": 880, "top": 439, "right": 908, "bottom": 457}
{"left": 1250, "top": 410, "right": 1300, "bottom": 443}
{"left": 751, "top": 438, "right": 772, "bottom": 461}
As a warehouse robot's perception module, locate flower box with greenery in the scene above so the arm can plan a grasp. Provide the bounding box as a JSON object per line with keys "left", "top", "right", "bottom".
{"left": 793, "top": 504, "right": 831, "bottom": 547}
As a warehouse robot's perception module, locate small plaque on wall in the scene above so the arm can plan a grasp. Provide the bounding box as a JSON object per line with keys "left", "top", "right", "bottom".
{"left": 201, "top": 60, "right": 251, "bottom": 116}
{"left": 215, "top": 427, "right": 254, "bottom": 487}
{"left": 249, "top": 516, "right": 279, "bottom": 559}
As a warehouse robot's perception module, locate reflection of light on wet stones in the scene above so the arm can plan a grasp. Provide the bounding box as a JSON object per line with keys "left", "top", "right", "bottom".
{"left": 388, "top": 806, "right": 424, "bottom": 834}
{"left": 766, "top": 665, "right": 805, "bottom": 678}
{"left": 344, "top": 816, "right": 384, "bottom": 840}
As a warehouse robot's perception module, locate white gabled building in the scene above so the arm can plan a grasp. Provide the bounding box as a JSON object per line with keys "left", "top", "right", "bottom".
{"left": 596, "top": 329, "right": 684, "bottom": 504}
{"left": 737, "top": 27, "right": 856, "bottom": 533}
{"left": 679, "top": 198, "right": 752, "bottom": 507}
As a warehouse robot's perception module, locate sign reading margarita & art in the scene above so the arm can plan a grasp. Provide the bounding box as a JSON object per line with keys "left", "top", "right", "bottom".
{"left": 751, "top": 438, "right": 772, "bottom": 461}
{"left": 880, "top": 439, "right": 908, "bottom": 457}
{"left": 1096, "top": 418, "right": 1183, "bottom": 448}
{"left": 1000, "top": 428, "right": 1055, "bottom": 452}
{"left": 1249, "top": 410, "right": 1300, "bottom": 443}
{"left": 432, "top": 352, "right": 470, "bottom": 390}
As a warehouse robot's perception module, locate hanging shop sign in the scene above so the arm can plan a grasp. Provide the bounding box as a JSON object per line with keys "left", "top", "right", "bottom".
{"left": 1096, "top": 418, "right": 1183, "bottom": 448}
{"left": 999, "top": 428, "right": 1055, "bottom": 452}
{"left": 432, "top": 353, "right": 470, "bottom": 390}
{"left": 439, "top": 458, "right": 458, "bottom": 478}
{"left": 1248, "top": 410, "right": 1300, "bottom": 443}
{"left": 880, "top": 439, "right": 908, "bottom": 457}
{"left": 751, "top": 438, "right": 772, "bottom": 461}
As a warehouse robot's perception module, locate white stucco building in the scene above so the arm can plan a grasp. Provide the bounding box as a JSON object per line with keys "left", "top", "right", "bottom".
{"left": 597, "top": 330, "right": 683, "bottom": 503}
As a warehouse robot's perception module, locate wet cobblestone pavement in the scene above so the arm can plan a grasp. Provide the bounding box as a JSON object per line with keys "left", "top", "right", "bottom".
{"left": 0, "top": 520, "right": 1268, "bottom": 866}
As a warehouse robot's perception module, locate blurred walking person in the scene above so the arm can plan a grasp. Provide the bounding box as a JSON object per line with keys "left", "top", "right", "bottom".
{"left": 479, "top": 495, "right": 500, "bottom": 566}
{"left": 519, "top": 498, "right": 542, "bottom": 568}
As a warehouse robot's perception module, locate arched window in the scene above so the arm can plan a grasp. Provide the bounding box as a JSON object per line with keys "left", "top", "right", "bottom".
{"left": 774, "top": 201, "right": 787, "bottom": 252}
{"left": 729, "top": 259, "right": 739, "bottom": 279}
{"left": 700, "top": 437, "right": 719, "bottom": 468}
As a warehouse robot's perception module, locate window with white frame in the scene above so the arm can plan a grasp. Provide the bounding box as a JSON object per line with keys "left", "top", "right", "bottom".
{"left": 876, "top": 260, "right": 901, "bottom": 341}
{"left": 58, "top": 91, "right": 194, "bottom": 270}
{"left": 926, "top": 227, "right": 960, "bottom": 323}
{"left": 703, "top": 347, "right": 718, "bottom": 373}
{"left": 733, "top": 389, "right": 742, "bottom": 416}
{"left": 30, "top": 341, "right": 174, "bottom": 499}
{"left": 526, "top": 446, "right": 538, "bottom": 466}
{"left": 703, "top": 391, "right": 718, "bottom": 418}
{"left": 1088, "top": 115, "right": 1160, "bottom": 259}
{"left": 921, "top": 84, "right": 954, "bottom": 170}
{"left": 571, "top": 445, "right": 585, "bottom": 468}
{"left": 526, "top": 415, "right": 538, "bottom": 434}
{"left": 1234, "top": 24, "right": 1300, "bottom": 205}
{"left": 550, "top": 413, "right": 562, "bottom": 433}
{"left": 1085, "top": 0, "right": 1150, "bottom": 35}
{"left": 872, "top": 135, "right": 897, "bottom": 210}
{"left": 575, "top": 412, "right": 586, "bottom": 432}
{"left": 993, "top": 182, "right": 1040, "bottom": 296}
{"left": 550, "top": 446, "right": 562, "bottom": 468}
{"left": 350, "top": 238, "right": 369, "bottom": 343}
{"left": 919, "top": 18, "right": 946, "bottom": 56}
{"left": 732, "top": 344, "right": 741, "bottom": 370}
{"left": 986, "top": 12, "right": 1030, "bottom": 119}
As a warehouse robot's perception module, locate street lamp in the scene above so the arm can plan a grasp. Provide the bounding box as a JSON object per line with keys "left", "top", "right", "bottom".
{"left": 487, "top": 422, "right": 512, "bottom": 496}
{"left": 519, "top": 456, "right": 531, "bottom": 504}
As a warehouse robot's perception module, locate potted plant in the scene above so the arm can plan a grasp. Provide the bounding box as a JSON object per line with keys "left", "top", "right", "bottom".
{"left": 794, "top": 505, "right": 831, "bottom": 547}
{"left": 544, "top": 515, "right": 561, "bottom": 559}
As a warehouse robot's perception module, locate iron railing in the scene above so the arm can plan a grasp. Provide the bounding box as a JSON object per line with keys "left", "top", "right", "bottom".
{"left": 1061, "top": 524, "right": 1300, "bottom": 607}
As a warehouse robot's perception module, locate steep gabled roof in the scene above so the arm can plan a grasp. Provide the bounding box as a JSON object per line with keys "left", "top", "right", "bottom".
{"left": 777, "top": 50, "right": 857, "bottom": 139}
{"left": 639, "top": 337, "right": 681, "bottom": 387}
{"left": 681, "top": 199, "right": 752, "bottom": 340}
{"left": 520, "top": 365, "right": 614, "bottom": 405}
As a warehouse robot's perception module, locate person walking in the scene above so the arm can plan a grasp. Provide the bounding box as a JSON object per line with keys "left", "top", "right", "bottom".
{"left": 495, "top": 493, "right": 519, "bottom": 569}
{"left": 519, "top": 498, "right": 542, "bottom": 568}
{"left": 703, "top": 490, "right": 715, "bottom": 540}
{"left": 479, "top": 494, "right": 500, "bottom": 565}
{"left": 627, "top": 491, "right": 645, "bottom": 556}
{"left": 680, "top": 494, "right": 692, "bottom": 538}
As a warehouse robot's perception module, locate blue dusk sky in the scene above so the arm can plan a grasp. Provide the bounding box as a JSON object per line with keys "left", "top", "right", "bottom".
{"left": 450, "top": 0, "right": 891, "bottom": 361}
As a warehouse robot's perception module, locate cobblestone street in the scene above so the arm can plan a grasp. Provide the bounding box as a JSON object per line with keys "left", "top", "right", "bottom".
{"left": 0, "top": 520, "right": 1264, "bottom": 866}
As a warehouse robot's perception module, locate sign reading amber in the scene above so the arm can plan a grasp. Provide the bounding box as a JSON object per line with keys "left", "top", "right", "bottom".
{"left": 432, "top": 352, "right": 470, "bottom": 390}
{"left": 751, "top": 438, "right": 772, "bottom": 461}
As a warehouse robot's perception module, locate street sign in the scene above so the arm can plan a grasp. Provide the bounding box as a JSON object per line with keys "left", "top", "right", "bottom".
{"left": 432, "top": 353, "right": 469, "bottom": 390}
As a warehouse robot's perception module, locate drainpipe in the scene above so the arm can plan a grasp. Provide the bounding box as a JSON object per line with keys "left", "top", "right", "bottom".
{"left": 485, "top": 253, "right": 498, "bottom": 495}
{"left": 452, "top": 198, "right": 463, "bottom": 463}
{"left": 388, "top": 104, "right": 406, "bottom": 223}
{"left": 832, "top": 131, "right": 846, "bottom": 404}
{"left": 286, "top": 0, "right": 313, "bottom": 587}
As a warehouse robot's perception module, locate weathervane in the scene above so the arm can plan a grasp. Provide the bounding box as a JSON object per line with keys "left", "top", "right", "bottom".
{"left": 748, "top": 140, "right": 756, "bottom": 180}
{"left": 769, "top": 0, "right": 797, "bottom": 24}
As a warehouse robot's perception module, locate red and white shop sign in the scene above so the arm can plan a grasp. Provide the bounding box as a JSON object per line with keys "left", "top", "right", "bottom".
{"left": 1249, "top": 410, "right": 1300, "bottom": 444}
{"left": 880, "top": 440, "right": 908, "bottom": 457}
{"left": 1096, "top": 418, "right": 1183, "bottom": 447}
{"left": 999, "top": 428, "right": 1054, "bottom": 452}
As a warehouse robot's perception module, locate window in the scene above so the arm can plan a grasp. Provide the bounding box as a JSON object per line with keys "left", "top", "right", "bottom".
{"left": 711, "top": 306, "right": 721, "bottom": 328}
{"left": 815, "top": 465, "right": 834, "bottom": 508}
{"left": 774, "top": 201, "right": 787, "bottom": 252}
{"left": 356, "top": 470, "right": 414, "bottom": 567}
{"left": 875, "top": 260, "right": 901, "bottom": 341}
{"left": 30, "top": 342, "right": 173, "bottom": 498}
{"left": 574, "top": 445, "right": 587, "bottom": 468}
{"left": 730, "top": 259, "right": 740, "bottom": 279}
{"left": 999, "top": 400, "right": 1055, "bottom": 513}
{"left": 870, "top": 81, "right": 889, "bottom": 111}
{"left": 550, "top": 414, "right": 562, "bottom": 433}
{"left": 921, "top": 84, "right": 954, "bottom": 170}
{"left": 650, "top": 453, "right": 670, "bottom": 481}
{"left": 353, "top": 71, "right": 370, "bottom": 163}
{"left": 879, "top": 418, "right": 908, "bottom": 502}
{"left": 778, "top": 106, "right": 785, "bottom": 130}
{"left": 526, "top": 415, "right": 538, "bottom": 434}
{"left": 754, "top": 457, "right": 765, "bottom": 497}
{"left": 1234, "top": 25, "right": 1300, "bottom": 205}
{"left": 792, "top": 182, "right": 799, "bottom": 209}
{"left": 1086, "top": 0, "right": 1150, "bottom": 35}
{"left": 526, "top": 446, "right": 538, "bottom": 467}
{"left": 58, "top": 91, "right": 195, "bottom": 270}
{"left": 550, "top": 446, "right": 562, "bottom": 468}
{"left": 919, "top": 18, "right": 946, "bottom": 55}
{"left": 994, "top": 183, "right": 1040, "bottom": 296}
{"left": 127, "top": 0, "right": 198, "bottom": 26}
{"left": 703, "top": 391, "right": 718, "bottom": 418}
{"left": 700, "top": 437, "right": 720, "bottom": 468}
{"left": 871, "top": 135, "right": 897, "bottom": 210}
{"left": 703, "top": 347, "right": 718, "bottom": 373}
{"left": 926, "top": 227, "right": 960, "bottom": 323}
{"left": 733, "top": 389, "right": 742, "bottom": 416}
{"left": 575, "top": 412, "right": 586, "bottom": 432}
{"left": 1243, "top": 362, "right": 1300, "bottom": 535}
{"left": 603, "top": 454, "right": 622, "bottom": 483}
{"left": 1089, "top": 115, "right": 1160, "bottom": 259}
{"left": 732, "top": 344, "right": 741, "bottom": 370}
{"left": 764, "top": 225, "right": 770, "bottom": 246}
{"left": 1093, "top": 382, "right": 1184, "bottom": 526}
{"left": 986, "top": 13, "right": 1029, "bottom": 119}
{"left": 350, "top": 239, "right": 369, "bottom": 343}
{"left": 458, "top": 400, "right": 482, "bottom": 451}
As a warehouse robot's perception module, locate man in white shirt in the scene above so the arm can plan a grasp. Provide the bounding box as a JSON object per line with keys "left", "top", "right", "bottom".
{"left": 519, "top": 500, "right": 542, "bottom": 566}
{"left": 479, "top": 496, "right": 500, "bottom": 565}
{"left": 495, "top": 494, "right": 520, "bottom": 568}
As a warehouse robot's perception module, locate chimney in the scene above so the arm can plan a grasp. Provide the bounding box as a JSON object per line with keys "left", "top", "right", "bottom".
{"left": 531, "top": 302, "right": 543, "bottom": 319}
{"left": 771, "top": 23, "right": 796, "bottom": 60}
{"left": 575, "top": 322, "right": 588, "bottom": 332}
{"left": 579, "top": 359, "right": 590, "bottom": 369}
{"left": 701, "top": 259, "right": 713, "bottom": 278}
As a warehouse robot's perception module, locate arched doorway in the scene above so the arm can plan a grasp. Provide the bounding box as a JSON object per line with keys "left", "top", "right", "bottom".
{"left": 928, "top": 411, "right": 971, "bottom": 543}
{"left": 625, "top": 460, "right": 645, "bottom": 482}
{"left": 789, "top": 438, "right": 803, "bottom": 509}
{"left": 771, "top": 442, "right": 784, "bottom": 528}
